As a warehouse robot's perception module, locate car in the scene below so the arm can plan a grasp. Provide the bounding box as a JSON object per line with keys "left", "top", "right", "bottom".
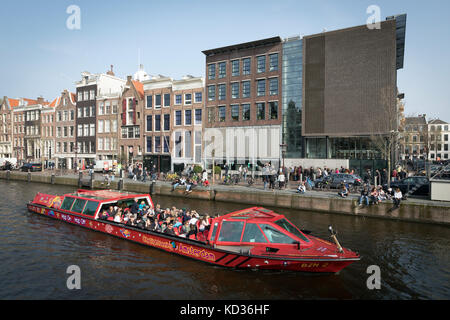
{"left": 0, "top": 161, "right": 13, "bottom": 171}
{"left": 314, "top": 173, "right": 363, "bottom": 189}
{"left": 21, "top": 163, "right": 43, "bottom": 172}
{"left": 384, "top": 176, "right": 430, "bottom": 196}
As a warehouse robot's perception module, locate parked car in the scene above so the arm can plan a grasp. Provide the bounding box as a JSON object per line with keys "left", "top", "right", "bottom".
{"left": 314, "top": 174, "right": 363, "bottom": 189}
{"left": 21, "top": 163, "right": 43, "bottom": 172}
{"left": 384, "top": 176, "right": 430, "bottom": 196}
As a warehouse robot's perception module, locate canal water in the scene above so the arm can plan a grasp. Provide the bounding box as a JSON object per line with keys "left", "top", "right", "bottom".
{"left": 0, "top": 180, "right": 448, "bottom": 300}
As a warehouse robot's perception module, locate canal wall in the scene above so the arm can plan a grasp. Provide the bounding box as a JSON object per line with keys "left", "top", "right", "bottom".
{"left": 1, "top": 171, "right": 449, "bottom": 226}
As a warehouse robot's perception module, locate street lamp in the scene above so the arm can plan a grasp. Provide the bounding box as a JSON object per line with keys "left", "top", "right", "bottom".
{"left": 280, "top": 144, "right": 287, "bottom": 169}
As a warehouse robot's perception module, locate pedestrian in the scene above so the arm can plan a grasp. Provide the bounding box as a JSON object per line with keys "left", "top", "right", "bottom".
{"left": 278, "top": 169, "right": 286, "bottom": 189}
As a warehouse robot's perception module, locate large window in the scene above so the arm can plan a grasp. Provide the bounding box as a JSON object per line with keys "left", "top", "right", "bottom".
{"left": 184, "top": 94, "right": 192, "bottom": 105}
{"left": 82, "top": 201, "right": 99, "bottom": 216}
{"left": 218, "top": 62, "right": 226, "bottom": 78}
{"left": 155, "top": 136, "right": 161, "bottom": 153}
{"left": 259, "top": 224, "right": 297, "bottom": 244}
{"left": 231, "top": 60, "right": 240, "bottom": 76}
{"left": 208, "top": 64, "right": 216, "bottom": 80}
{"left": 175, "top": 110, "right": 182, "bottom": 126}
{"left": 242, "top": 58, "right": 251, "bottom": 75}
{"left": 257, "top": 55, "right": 266, "bottom": 73}
{"left": 269, "top": 78, "right": 278, "bottom": 96}
{"left": 257, "top": 79, "right": 266, "bottom": 96}
{"left": 60, "top": 197, "right": 76, "bottom": 211}
{"left": 231, "top": 82, "right": 239, "bottom": 99}
{"left": 257, "top": 103, "right": 265, "bottom": 120}
{"left": 195, "top": 109, "right": 202, "bottom": 125}
{"left": 146, "top": 95, "right": 153, "bottom": 108}
{"left": 164, "top": 94, "right": 170, "bottom": 107}
{"left": 269, "top": 53, "right": 278, "bottom": 71}
{"left": 242, "top": 104, "right": 250, "bottom": 121}
{"left": 269, "top": 101, "right": 278, "bottom": 120}
{"left": 218, "top": 84, "right": 226, "bottom": 101}
{"left": 218, "top": 221, "right": 245, "bottom": 243}
{"left": 242, "top": 81, "right": 251, "bottom": 98}
{"left": 218, "top": 106, "right": 226, "bottom": 122}
{"left": 195, "top": 92, "right": 202, "bottom": 103}
{"left": 155, "top": 115, "right": 161, "bottom": 131}
{"left": 231, "top": 105, "right": 239, "bottom": 121}
{"left": 155, "top": 95, "right": 161, "bottom": 109}
{"left": 274, "top": 218, "right": 309, "bottom": 242}
{"left": 185, "top": 110, "right": 192, "bottom": 125}
{"left": 242, "top": 223, "right": 267, "bottom": 243}
{"left": 164, "top": 114, "right": 170, "bottom": 131}
{"left": 146, "top": 136, "right": 152, "bottom": 153}
{"left": 71, "top": 199, "right": 87, "bottom": 214}
{"left": 208, "top": 85, "right": 215, "bottom": 101}
{"left": 146, "top": 115, "right": 152, "bottom": 131}
{"left": 175, "top": 94, "right": 182, "bottom": 105}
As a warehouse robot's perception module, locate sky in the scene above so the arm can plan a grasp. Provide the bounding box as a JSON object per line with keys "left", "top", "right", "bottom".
{"left": 0, "top": 0, "right": 449, "bottom": 121}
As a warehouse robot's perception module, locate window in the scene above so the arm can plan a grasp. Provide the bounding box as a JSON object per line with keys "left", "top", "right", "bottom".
{"left": 269, "top": 78, "right": 278, "bottom": 95}
{"left": 195, "top": 92, "right": 202, "bottom": 103}
{"left": 155, "top": 95, "right": 161, "bottom": 108}
{"left": 98, "top": 138, "right": 103, "bottom": 151}
{"left": 61, "top": 197, "right": 76, "bottom": 211}
{"left": 164, "top": 114, "right": 170, "bottom": 131}
{"left": 242, "top": 104, "right": 250, "bottom": 121}
{"left": 175, "top": 95, "right": 182, "bottom": 105}
{"left": 99, "top": 102, "right": 104, "bottom": 115}
{"left": 269, "top": 53, "right": 278, "bottom": 71}
{"left": 218, "top": 84, "right": 226, "bottom": 101}
{"left": 84, "top": 124, "right": 89, "bottom": 137}
{"left": 208, "top": 64, "right": 216, "bottom": 80}
{"left": 259, "top": 224, "right": 296, "bottom": 244}
{"left": 218, "top": 106, "right": 226, "bottom": 122}
{"left": 274, "top": 218, "right": 309, "bottom": 242}
{"left": 112, "top": 120, "right": 117, "bottom": 133}
{"left": 77, "top": 125, "right": 83, "bottom": 137}
{"left": 155, "top": 136, "right": 161, "bottom": 153}
{"left": 208, "top": 108, "right": 215, "bottom": 123}
{"left": 184, "top": 94, "right": 192, "bottom": 105}
{"left": 155, "top": 115, "right": 161, "bottom": 131}
{"left": 175, "top": 110, "right": 182, "bottom": 126}
{"left": 105, "top": 102, "right": 111, "bottom": 114}
{"left": 146, "top": 136, "right": 152, "bottom": 153}
{"left": 242, "top": 223, "right": 267, "bottom": 243}
{"left": 78, "top": 92, "right": 83, "bottom": 102}
{"left": 89, "top": 124, "right": 95, "bottom": 136}
{"left": 195, "top": 109, "right": 202, "bottom": 125}
{"left": 89, "top": 90, "right": 95, "bottom": 100}
{"left": 218, "top": 221, "right": 245, "bottom": 242}
{"left": 175, "top": 132, "right": 182, "bottom": 157}
{"left": 163, "top": 136, "right": 170, "bottom": 153}
{"left": 231, "top": 60, "right": 240, "bottom": 76}
{"left": 146, "top": 95, "right": 153, "bottom": 108}
{"left": 231, "top": 82, "right": 239, "bottom": 99}
{"left": 146, "top": 115, "right": 152, "bottom": 131}
{"left": 104, "top": 137, "right": 110, "bottom": 151}
{"left": 218, "top": 62, "right": 226, "bottom": 78}
{"left": 71, "top": 199, "right": 87, "bottom": 214}
{"left": 243, "top": 58, "right": 251, "bottom": 75}
{"left": 185, "top": 131, "right": 192, "bottom": 158}
{"left": 97, "top": 120, "right": 103, "bottom": 134}
{"left": 257, "top": 103, "right": 265, "bottom": 120}
{"left": 242, "top": 81, "right": 251, "bottom": 98}
{"left": 82, "top": 201, "right": 99, "bottom": 216}
{"left": 164, "top": 94, "right": 170, "bottom": 107}
{"left": 257, "top": 55, "right": 266, "bottom": 73}
{"left": 269, "top": 101, "right": 278, "bottom": 120}
{"left": 185, "top": 110, "right": 192, "bottom": 125}
{"left": 208, "top": 85, "right": 216, "bottom": 101}
{"left": 257, "top": 79, "right": 266, "bottom": 96}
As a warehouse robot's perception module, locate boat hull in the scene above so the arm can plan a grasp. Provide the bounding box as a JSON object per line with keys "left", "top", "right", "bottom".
{"left": 27, "top": 203, "right": 359, "bottom": 273}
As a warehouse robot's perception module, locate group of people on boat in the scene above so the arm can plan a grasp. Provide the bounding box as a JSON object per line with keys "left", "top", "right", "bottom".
{"left": 98, "top": 199, "right": 213, "bottom": 241}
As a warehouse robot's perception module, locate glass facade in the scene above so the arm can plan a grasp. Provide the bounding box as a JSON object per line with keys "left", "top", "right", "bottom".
{"left": 282, "top": 38, "right": 303, "bottom": 158}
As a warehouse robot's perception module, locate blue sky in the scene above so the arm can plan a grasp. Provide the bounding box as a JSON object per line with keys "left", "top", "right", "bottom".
{"left": 0, "top": 0, "right": 449, "bottom": 121}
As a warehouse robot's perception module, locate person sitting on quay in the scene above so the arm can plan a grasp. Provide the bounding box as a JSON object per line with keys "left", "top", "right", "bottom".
{"left": 338, "top": 182, "right": 348, "bottom": 198}
{"left": 297, "top": 181, "right": 306, "bottom": 194}
{"left": 370, "top": 186, "right": 379, "bottom": 205}
{"left": 389, "top": 187, "right": 403, "bottom": 212}
{"left": 358, "top": 185, "right": 370, "bottom": 206}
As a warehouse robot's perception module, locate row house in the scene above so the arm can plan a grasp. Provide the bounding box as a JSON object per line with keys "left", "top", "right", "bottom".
{"left": 96, "top": 90, "right": 121, "bottom": 162}
{"left": 141, "top": 74, "right": 204, "bottom": 173}
{"left": 47, "top": 90, "right": 77, "bottom": 169}
{"left": 22, "top": 97, "right": 50, "bottom": 162}
{"left": 0, "top": 97, "right": 18, "bottom": 159}
{"left": 75, "top": 68, "right": 125, "bottom": 169}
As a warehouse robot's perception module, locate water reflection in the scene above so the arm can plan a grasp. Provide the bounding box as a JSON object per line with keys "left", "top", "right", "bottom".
{"left": 0, "top": 180, "right": 449, "bottom": 299}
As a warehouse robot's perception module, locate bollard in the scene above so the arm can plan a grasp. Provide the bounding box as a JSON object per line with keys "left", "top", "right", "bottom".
{"left": 118, "top": 178, "right": 123, "bottom": 191}
{"left": 6, "top": 170, "right": 10, "bottom": 180}
{"left": 90, "top": 173, "right": 94, "bottom": 189}
{"left": 51, "top": 173, "right": 55, "bottom": 184}
{"left": 78, "top": 171, "right": 83, "bottom": 188}
{"left": 149, "top": 180, "right": 155, "bottom": 195}
{"left": 27, "top": 172, "right": 31, "bottom": 182}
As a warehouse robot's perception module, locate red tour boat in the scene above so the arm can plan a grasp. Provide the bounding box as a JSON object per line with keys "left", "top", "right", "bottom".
{"left": 27, "top": 189, "right": 360, "bottom": 273}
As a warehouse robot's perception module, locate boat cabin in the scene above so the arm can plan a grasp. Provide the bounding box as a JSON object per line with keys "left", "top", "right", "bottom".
{"left": 208, "top": 207, "right": 313, "bottom": 255}
{"left": 55, "top": 190, "right": 153, "bottom": 219}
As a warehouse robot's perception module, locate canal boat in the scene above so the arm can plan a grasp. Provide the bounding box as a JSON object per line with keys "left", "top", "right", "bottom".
{"left": 27, "top": 189, "right": 360, "bottom": 273}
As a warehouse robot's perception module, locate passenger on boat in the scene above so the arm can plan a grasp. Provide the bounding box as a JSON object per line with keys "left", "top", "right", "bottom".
{"left": 130, "top": 199, "right": 140, "bottom": 216}
{"left": 126, "top": 215, "right": 137, "bottom": 227}
{"left": 114, "top": 211, "right": 122, "bottom": 223}
{"left": 164, "top": 223, "right": 176, "bottom": 236}
{"left": 199, "top": 216, "right": 211, "bottom": 232}
{"left": 99, "top": 210, "right": 109, "bottom": 220}
{"left": 107, "top": 206, "right": 116, "bottom": 218}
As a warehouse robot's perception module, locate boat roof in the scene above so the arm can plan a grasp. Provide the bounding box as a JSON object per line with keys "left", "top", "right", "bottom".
{"left": 217, "top": 207, "right": 283, "bottom": 223}
{"left": 66, "top": 189, "right": 150, "bottom": 202}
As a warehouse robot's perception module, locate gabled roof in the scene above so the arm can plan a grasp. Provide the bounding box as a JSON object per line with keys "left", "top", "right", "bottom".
{"left": 48, "top": 97, "right": 60, "bottom": 108}
{"left": 131, "top": 80, "right": 144, "bottom": 99}
{"left": 429, "top": 119, "right": 448, "bottom": 125}
{"left": 405, "top": 116, "right": 427, "bottom": 125}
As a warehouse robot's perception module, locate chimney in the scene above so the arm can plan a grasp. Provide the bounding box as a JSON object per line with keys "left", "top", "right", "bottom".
{"left": 127, "top": 75, "right": 132, "bottom": 83}
{"left": 107, "top": 65, "right": 115, "bottom": 76}
{"left": 37, "top": 96, "right": 44, "bottom": 105}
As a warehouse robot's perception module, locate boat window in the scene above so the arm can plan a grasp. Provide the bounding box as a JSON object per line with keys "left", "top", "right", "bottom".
{"left": 210, "top": 222, "right": 219, "bottom": 242}
{"left": 218, "top": 220, "right": 244, "bottom": 243}
{"left": 259, "top": 224, "right": 297, "bottom": 244}
{"left": 71, "top": 199, "right": 87, "bottom": 214}
{"left": 241, "top": 223, "right": 267, "bottom": 243}
{"left": 82, "top": 201, "right": 99, "bottom": 216}
{"left": 60, "top": 197, "right": 76, "bottom": 211}
{"left": 274, "top": 219, "right": 310, "bottom": 242}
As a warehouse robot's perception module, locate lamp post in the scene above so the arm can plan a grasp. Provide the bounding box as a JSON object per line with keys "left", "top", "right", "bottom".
{"left": 280, "top": 144, "right": 287, "bottom": 170}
